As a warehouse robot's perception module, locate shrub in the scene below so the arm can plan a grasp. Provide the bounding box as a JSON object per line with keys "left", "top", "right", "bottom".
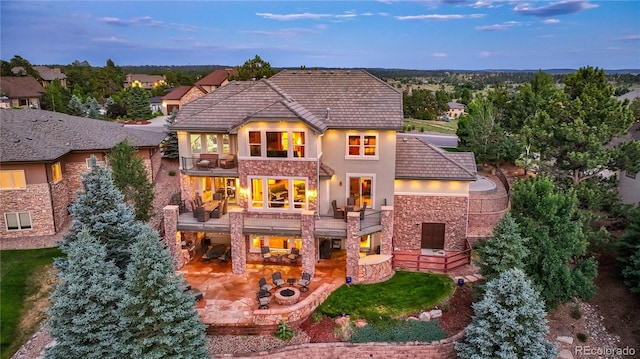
{"left": 570, "top": 304, "right": 582, "bottom": 320}
{"left": 350, "top": 319, "right": 446, "bottom": 343}
{"left": 576, "top": 333, "right": 588, "bottom": 342}
{"left": 274, "top": 320, "right": 294, "bottom": 341}
{"left": 168, "top": 170, "right": 176, "bottom": 176}
{"left": 311, "top": 312, "right": 323, "bottom": 323}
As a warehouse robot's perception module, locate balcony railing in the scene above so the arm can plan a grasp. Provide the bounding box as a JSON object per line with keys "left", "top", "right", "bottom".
{"left": 181, "top": 156, "right": 238, "bottom": 174}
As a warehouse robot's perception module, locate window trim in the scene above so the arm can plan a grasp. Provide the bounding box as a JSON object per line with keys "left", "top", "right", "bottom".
{"left": 248, "top": 176, "right": 308, "bottom": 212}
{"left": 247, "top": 129, "right": 306, "bottom": 159}
{"left": 0, "top": 170, "right": 27, "bottom": 190}
{"left": 249, "top": 235, "right": 302, "bottom": 254}
{"left": 5, "top": 212, "right": 32, "bottom": 231}
{"left": 345, "top": 133, "right": 379, "bottom": 160}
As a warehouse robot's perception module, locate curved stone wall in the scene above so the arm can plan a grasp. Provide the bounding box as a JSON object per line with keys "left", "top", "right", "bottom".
{"left": 357, "top": 254, "right": 394, "bottom": 284}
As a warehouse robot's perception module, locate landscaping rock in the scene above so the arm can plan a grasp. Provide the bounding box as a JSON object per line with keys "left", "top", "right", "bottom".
{"left": 334, "top": 316, "right": 349, "bottom": 326}
{"left": 355, "top": 319, "right": 367, "bottom": 328}
{"left": 558, "top": 349, "right": 574, "bottom": 359}
{"left": 419, "top": 312, "right": 431, "bottom": 321}
{"left": 429, "top": 309, "right": 443, "bottom": 319}
{"left": 557, "top": 336, "right": 574, "bottom": 345}
{"left": 407, "top": 316, "right": 419, "bottom": 321}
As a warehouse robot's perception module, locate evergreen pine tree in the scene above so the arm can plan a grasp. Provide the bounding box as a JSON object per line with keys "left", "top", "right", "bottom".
{"left": 161, "top": 110, "right": 179, "bottom": 158}
{"left": 619, "top": 208, "right": 640, "bottom": 293}
{"left": 109, "top": 140, "right": 155, "bottom": 221}
{"left": 455, "top": 269, "right": 556, "bottom": 359}
{"left": 475, "top": 213, "right": 529, "bottom": 280}
{"left": 126, "top": 86, "right": 152, "bottom": 119}
{"left": 85, "top": 96, "right": 101, "bottom": 119}
{"left": 46, "top": 229, "right": 125, "bottom": 359}
{"left": 118, "top": 226, "right": 208, "bottom": 359}
{"left": 67, "top": 94, "right": 85, "bottom": 116}
{"left": 62, "top": 159, "right": 143, "bottom": 271}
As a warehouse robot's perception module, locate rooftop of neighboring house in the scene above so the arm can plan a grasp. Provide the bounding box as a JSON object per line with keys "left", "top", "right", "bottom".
{"left": 395, "top": 136, "right": 477, "bottom": 181}
{"left": 161, "top": 85, "right": 202, "bottom": 100}
{"left": 448, "top": 102, "right": 466, "bottom": 110}
{"left": 172, "top": 69, "right": 403, "bottom": 132}
{"left": 0, "top": 77, "right": 45, "bottom": 98}
{"left": 125, "top": 74, "right": 165, "bottom": 84}
{"left": 0, "top": 109, "right": 165, "bottom": 163}
{"left": 195, "top": 68, "right": 238, "bottom": 87}
{"left": 33, "top": 66, "right": 67, "bottom": 81}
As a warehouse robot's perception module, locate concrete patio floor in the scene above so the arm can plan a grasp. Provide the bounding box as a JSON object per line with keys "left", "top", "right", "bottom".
{"left": 178, "top": 250, "right": 347, "bottom": 326}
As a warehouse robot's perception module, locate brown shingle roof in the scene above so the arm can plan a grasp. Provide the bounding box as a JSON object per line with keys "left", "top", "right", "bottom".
{"left": 0, "top": 109, "right": 165, "bottom": 163}
{"left": 195, "top": 68, "right": 238, "bottom": 86}
{"left": 395, "top": 136, "right": 476, "bottom": 180}
{"left": 33, "top": 66, "right": 67, "bottom": 81}
{"left": 172, "top": 70, "right": 403, "bottom": 132}
{"left": 0, "top": 77, "right": 45, "bottom": 98}
{"left": 161, "top": 86, "right": 195, "bottom": 100}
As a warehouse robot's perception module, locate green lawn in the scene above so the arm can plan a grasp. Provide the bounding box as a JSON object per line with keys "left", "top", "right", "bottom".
{"left": 1, "top": 247, "right": 63, "bottom": 359}
{"left": 317, "top": 271, "right": 455, "bottom": 323}
{"left": 403, "top": 118, "right": 458, "bottom": 134}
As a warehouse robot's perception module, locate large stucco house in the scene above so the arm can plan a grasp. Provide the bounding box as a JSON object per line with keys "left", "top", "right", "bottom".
{"left": 164, "top": 70, "right": 495, "bottom": 283}
{"left": 0, "top": 109, "right": 165, "bottom": 243}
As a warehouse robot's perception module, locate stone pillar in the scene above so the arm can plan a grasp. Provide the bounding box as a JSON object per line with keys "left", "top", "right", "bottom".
{"left": 380, "top": 205, "right": 394, "bottom": 255}
{"left": 345, "top": 211, "right": 361, "bottom": 284}
{"left": 163, "top": 205, "right": 184, "bottom": 269}
{"left": 300, "top": 210, "right": 316, "bottom": 277}
{"left": 229, "top": 208, "right": 246, "bottom": 274}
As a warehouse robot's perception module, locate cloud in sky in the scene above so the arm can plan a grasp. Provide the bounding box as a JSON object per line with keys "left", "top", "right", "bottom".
{"left": 244, "top": 28, "right": 318, "bottom": 38}
{"left": 432, "top": 53, "right": 448, "bottom": 57}
{"left": 395, "top": 13, "right": 485, "bottom": 20}
{"left": 514, "top": 1, "right": 598, "bottom": 18}
{"left": 256, "top": 12, "right": 337, "bottom": 21}
{"left": 98, "top": 16, "right": 164, "bottom": 28}
{"left": 616, "top": 35, "right": 640, "bottom": 41}
{"left": 476, "top": 21, "right": 521, "bottom": 31}
{"left": 543, "top": 19, "right": 561, "bottom": 24}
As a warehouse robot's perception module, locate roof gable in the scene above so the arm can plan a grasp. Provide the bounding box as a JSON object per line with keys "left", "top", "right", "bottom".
{"left": 0, "top": 77, "right": 45, "bottom": 98}
{"left": 195, "top": 68, "right": 238, "bottom": 86}
{"left": 395, "top": 136, "right": 476, "bottom": 181}
{"left": 0, "top": 109, "right": 164, "bottom": 163}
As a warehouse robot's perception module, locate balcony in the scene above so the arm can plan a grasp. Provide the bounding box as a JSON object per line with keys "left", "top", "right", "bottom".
{"left": 176, "top": 210, "right": 382, "bottom": 239}
{"left": 181, "top": 155, "right": 238, "bottom": 177}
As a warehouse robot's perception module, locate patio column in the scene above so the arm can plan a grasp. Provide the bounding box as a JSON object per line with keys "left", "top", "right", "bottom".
{"left": 300, "top": 210, "right": 316, "bottom": 277}
{"left": 345, "top": 211, "right": 361, "bottom": 284}
{"left": 163, "top": 205, "right": 184, "bottom": 269}
{"left": 380, "top": 205, "right": 394, "bottom": 255}
{"left": 229, "top": 208, "right": 246, "bottom": 274}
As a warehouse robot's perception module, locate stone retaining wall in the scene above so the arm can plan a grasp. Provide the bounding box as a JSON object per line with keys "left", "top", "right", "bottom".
{"left": 253, "top": 283, "right": 334, "bottom": 326}
{"left": 212, "top": 330, "right": 464, "bottom": 358}
{"left": 357, "top": 255, "right": 394, "bottom": 284}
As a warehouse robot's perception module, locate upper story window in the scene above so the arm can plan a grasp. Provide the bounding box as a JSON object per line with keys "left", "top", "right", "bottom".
{"left": 0, "top": 170, "right": 26, "bottom": 190}
{"left": 51, "top": 162, "right": 62, "bottom": 183}
{"left": 347, "top": 134, "right": 378, "bottom": 158}
{"left": 249, "top": 130, "right": 305, "bottom": 158}
{"left": 5, "top": 212, "right": 32, "bottom": 231}
{"left": 191, "top": 133, "right": 231, "bottom": 155}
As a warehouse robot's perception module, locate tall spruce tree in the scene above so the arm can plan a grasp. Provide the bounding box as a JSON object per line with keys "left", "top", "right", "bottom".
{"left": 161, "top": 110, "right": 179, "bottom": 158}
{"left": 109, "top": 140, "right": 155, "bottom": 221}
{"left": 62, "top": 159, "right": 143, "bottom": 271}
{"left": 46, "top": 229, "right": 125, "bottom": 359}
{"left": 118, "top": 226, "right": 208, "bottom": 359}
{"left": 125, "top": 86, "right": 152, "bottom": 119}
{"left": 511, "top": 176, "right": 597, "bottom": 308}
{"left": 475, "top": 213, "right": 529, "bottom": 280}
{"left": 455, "top": 269, "right": 556, "bottom": 359}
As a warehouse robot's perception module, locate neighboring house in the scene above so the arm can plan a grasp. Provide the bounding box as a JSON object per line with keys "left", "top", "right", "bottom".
{"left": 0, "top": 77, "right": 45, "bottom": 109}
{"left": 150, "top": 95, "right": 163, "bottom": 114}
{"left": 165, "top": 70, "right": 483, "bottom": 282}
{"left": 161, "top": 86, "right": 207, "bottom": 115}
{"left": 194, "top": 68, "right": 238, "bottom": 93}
{"left": 0, "top": 109, "right": 165, "bottom": 240}
{"left": 447, "top": 101, "right": 466, "bottom": 119}
{"left": 609, "top": 122, "right": 640, "bottom": 206}
{"left": 33, "top": 66, "right": 67, "bottom": 89}
{"left": 124, "top": 74, "right": 167, "bottom": 90}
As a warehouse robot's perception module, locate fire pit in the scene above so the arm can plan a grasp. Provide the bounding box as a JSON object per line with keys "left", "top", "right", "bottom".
{"left": 274, "top": 287, "right": 300, "bottom": 305}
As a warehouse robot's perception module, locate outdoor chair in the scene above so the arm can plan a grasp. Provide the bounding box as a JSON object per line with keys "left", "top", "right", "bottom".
{"left": 287, "top": 248, "right": 300, "bottom": 264}
{"left": 261, "top": 246, "right": 273, "bottom": 263}
{"left": 218, "top": 247, "right": 231, "bottom": 263}
{"left": 359, "top": 203, "right": 367, "bottom": 220}
{"left": 331, "top": 200, "right": 345, "bottom": 219}
{"left": 258, "top": 277, "right": 273, "bottom": 294}
{"left": 297, "top": 272, "right": 312, "bottom": 292}
{"left": 272, "top": 271, "right": 286, "bottom": 288}
{"left": 347, "top": 197, "right": 356, "bottom": 206}
{"left": 257, "top": 291, "right": 271, "bottom": 309}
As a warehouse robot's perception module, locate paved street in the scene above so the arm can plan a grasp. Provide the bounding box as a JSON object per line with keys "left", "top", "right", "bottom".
{"left": 398, "top": 132, "right": 458, "bottom": 148}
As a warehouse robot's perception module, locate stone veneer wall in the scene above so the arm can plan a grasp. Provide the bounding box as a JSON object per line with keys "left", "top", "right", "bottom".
{"left": 0, "top": 184, "right": 55, "bottom": 238}
{"left": 162, "top": 205, "right": 184, "bottom": 269}
{"left": 357, "top": 255, "right": 394, "bottom": 284}
{"left": 252, "top": 283, "right": 334, "bottom": 326}
{"left": 49, "top": 179, "right": 70, "bottom": 233}
{"left": 211, "top": 330, "right": 464, "bottom": 359}
{"left": 394, "top": 195, "right": 468, "bottom": 252}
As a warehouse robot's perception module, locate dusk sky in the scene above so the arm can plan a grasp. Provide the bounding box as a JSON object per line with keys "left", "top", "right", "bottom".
{"left": 1, "top": 0, "right": 638, "bottom": 70}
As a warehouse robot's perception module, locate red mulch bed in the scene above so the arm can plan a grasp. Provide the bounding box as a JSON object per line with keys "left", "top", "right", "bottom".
{"left": 299, "top": 285, "right": 474, "bottom": 342}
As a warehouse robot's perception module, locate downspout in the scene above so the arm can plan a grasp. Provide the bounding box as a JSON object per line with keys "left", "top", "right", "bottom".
{"left": 45, "top": 163, "right": 58, "bottom": 233}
